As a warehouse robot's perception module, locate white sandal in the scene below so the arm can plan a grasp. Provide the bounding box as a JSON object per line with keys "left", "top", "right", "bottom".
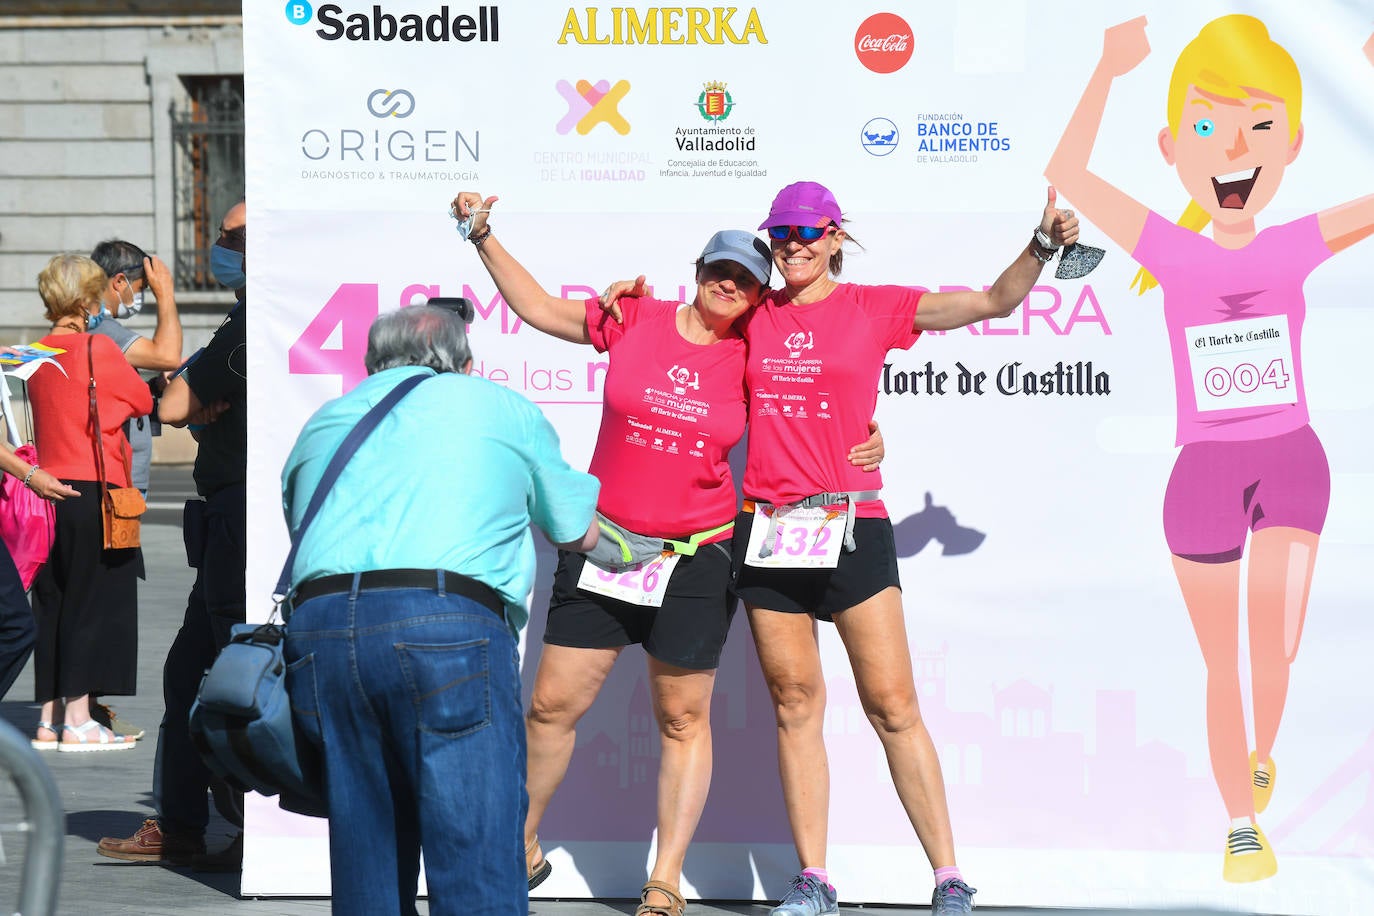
{"left": 58, "top": 718, "right": 137, "bottom": 753}
{"left": 31, "top": 721, "right": 63, "bottom": 751}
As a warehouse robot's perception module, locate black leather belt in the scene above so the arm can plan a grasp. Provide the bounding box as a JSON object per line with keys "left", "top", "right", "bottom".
{"left": 291, "top": 568, "right": 504, "bottom": 618}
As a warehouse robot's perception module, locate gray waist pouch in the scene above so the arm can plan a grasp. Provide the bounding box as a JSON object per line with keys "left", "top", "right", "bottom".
{"left": 582, "top": 512, "right": 667, "bottom": 573}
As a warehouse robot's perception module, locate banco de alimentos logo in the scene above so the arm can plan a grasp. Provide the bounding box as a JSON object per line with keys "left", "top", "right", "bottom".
{"left": 696, "top": 81, "right": 734, "bottom": 122}
{"left": 861, "top": 117, "right": 899, "bottom": 156}
{"left": 556, "top": 79, "right": 631, "bottom": 135}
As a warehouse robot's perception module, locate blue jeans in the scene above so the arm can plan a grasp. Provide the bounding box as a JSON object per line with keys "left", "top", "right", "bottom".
{"left": 283, "top": 579, "right": 527, "bottom": 916}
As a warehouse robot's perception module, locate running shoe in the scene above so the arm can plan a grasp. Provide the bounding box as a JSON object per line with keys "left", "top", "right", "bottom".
{"left": 932, "top": 877, "right": 977, "bottom": 914}
{"left": 770, "top": 874, "right": 838, "bottom": 916}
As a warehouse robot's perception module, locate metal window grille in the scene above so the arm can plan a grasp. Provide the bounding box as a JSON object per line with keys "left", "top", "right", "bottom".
{"left": 171, "top": 77, "right": 245, "bottom": 291}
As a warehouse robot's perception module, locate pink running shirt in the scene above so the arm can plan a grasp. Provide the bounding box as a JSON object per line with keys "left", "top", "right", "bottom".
{"left": 738, "top": 283, "right": 922, "bottom": 518}
{"left": 584, "top": 296, "right": 747, "bottom": 539}
{"left": 1132, "top": 212, "right": 1333, "bottom": 446}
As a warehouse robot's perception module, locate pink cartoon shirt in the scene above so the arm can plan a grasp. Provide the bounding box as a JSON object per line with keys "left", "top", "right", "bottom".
{"left": 738, "top": 283, "right": 922, "bottom": 518}
{"left": 584, "top": 296, "right": 747, "bottom": 539}
{"left": 1133, "top": 212, "right": 1333, "bottom": 446}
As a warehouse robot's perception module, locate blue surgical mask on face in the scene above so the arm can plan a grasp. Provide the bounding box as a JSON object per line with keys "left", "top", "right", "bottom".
{"left": 210, "top": 242, "right": 246, "bottom": 290}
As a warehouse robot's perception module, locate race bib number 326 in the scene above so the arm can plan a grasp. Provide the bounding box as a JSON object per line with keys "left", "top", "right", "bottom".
{"left": 577, "top": 554, "right": 681, "bottom": 607}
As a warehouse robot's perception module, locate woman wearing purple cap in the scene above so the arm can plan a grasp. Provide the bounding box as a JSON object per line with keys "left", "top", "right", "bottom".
{"left": 450, "top": 192, "right": 884, "bottom": 916}
{"left": 744, "top": 181, "right": 1075, "bottom": 916}
{"left": 604, "top": 179, "right": 1077, "bottom": 916}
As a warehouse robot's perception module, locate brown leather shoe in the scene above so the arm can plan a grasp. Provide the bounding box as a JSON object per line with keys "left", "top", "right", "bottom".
{"left": 97, "top": 818, "right": 205, "bottom": 864}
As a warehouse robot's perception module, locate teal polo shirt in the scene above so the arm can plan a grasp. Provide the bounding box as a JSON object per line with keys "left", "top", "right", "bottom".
{"left": 281, "top": 366, "right": 599, "bottom": 633}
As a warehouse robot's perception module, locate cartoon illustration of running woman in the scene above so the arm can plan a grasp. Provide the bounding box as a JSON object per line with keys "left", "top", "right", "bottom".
{"left": 1046, "top": 15, "right": 1374, "bottom": 883}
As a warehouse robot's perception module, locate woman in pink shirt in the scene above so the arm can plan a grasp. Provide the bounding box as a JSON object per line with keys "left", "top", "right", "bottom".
{"left": 1046, "top": 16, "right": 1374, "bottom": 883}
{"left": 451, "top": 191, "right": 883, "bottom": 916}
{"left": 604, "top": 180, "right": 1075, "bottom": 916}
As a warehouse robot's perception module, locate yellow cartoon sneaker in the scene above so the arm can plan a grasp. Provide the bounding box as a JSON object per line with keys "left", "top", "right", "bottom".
{"left": 1250, "top": 751, "right": 1275, "bottom": 814}
{"left": 1223, "top": 822, "right": 1278, "bottom": 883}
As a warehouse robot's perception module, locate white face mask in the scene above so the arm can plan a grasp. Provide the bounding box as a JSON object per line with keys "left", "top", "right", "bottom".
{"left": 122, "top": 289, "right": 144, "bottom": 319}
{"left": 114, "top": 280, "right": 143, "bottom": 320}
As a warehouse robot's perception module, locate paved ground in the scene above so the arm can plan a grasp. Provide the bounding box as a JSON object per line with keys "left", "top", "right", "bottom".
{"left": 0, "top": 467, "right": 1248, "bottom": 915}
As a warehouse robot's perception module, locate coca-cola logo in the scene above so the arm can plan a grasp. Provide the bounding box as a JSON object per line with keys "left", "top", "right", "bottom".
{"left": 854, "top": 12, "right": 914, "bottom": 74}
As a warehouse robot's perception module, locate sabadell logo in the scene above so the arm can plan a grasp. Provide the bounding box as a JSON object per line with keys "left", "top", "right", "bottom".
{"left": 854, "top": 12, "right": 913, "bottom": 74}
{"left": 285, "top": 2, "right": 501, "bottom": 42}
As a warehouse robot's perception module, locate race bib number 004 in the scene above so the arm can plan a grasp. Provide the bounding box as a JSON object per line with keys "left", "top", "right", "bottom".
{"left": 1184, "top": 314, "right": 1296, "bottom": 414}
{"left": 577, "top": 554, "right": 681, "bottom": 607}
{"left": 744, "top": 506, "right": 843, "bottom": 569}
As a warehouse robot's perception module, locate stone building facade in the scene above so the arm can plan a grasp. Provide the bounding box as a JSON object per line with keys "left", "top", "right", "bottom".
{"left": 1, "top": 2, "right": 243, "bottom": 459}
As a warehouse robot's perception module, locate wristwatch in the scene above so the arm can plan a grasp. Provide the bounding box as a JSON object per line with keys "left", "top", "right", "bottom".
{"left": 1033, "top": 226, "right": 1060, "bottom": 251}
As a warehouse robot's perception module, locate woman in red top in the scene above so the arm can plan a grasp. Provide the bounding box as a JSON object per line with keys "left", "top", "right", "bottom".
{"left": 27, "top": 254, "right": 152, "bottom": 751}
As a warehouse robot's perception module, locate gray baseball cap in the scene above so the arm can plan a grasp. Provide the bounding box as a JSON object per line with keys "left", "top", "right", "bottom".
{"left": 700, "top": 229, "right": 772, "bottom": 287}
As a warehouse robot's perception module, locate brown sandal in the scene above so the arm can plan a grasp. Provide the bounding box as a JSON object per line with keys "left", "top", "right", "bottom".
{"left": 526, "top": 835, "right": 552, "bottom": 890}
{"left": 635, "top": 880, "right": 685, "bottom": 916}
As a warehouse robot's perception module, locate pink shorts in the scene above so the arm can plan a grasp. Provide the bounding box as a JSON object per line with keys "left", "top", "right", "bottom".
{"left": 1163, "top": 425, "right": 1329, "bottom": 563}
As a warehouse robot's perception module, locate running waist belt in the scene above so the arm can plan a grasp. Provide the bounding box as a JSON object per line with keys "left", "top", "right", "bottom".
{"left": 743, "top": 491, "right": 880, "bottom": 557}
{"left": 584, "top": 511, "right": 734, "bottom": 572}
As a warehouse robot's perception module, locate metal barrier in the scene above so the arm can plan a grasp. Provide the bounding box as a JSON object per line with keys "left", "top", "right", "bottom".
{"left": 0, "top": 718, "right": 63, "bottom": 916}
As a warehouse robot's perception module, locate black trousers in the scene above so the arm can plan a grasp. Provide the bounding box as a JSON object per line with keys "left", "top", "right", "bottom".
{"left": 153, "top": 483, "right": 246, "bottom": 835}
{"left": 0, "top": 543, "right": 34, "bottom": 701}
{"left": 30, "top": 482, "right": 140, "bottom": 701}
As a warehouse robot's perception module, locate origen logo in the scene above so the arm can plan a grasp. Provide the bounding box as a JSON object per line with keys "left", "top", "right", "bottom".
{"left": 854, "top": 12, "right": 913, "bottom": 74}
{"left": 367, "top": 89, "right": 415, "bottom": 118}
{"left": 555, "top": 79, "right": 631, "bottom": 136}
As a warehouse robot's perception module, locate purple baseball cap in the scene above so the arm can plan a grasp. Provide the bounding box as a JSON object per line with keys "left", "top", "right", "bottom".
{"left": 758, "top": 181, "right": 842, "bottom": 230}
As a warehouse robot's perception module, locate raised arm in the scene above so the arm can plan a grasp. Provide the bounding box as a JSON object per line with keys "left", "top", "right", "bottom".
{"left": 122, "top": 255, "right": 183, "bottom": 371}
{"left": 1044, "top": 15, "right": 1154, "bottom": 255}
{"left": 1316, "top": 34, "right": 1374, "bottom": 253}
{"left": 913, "top": 187, "right": 1078, "bottom": 331}
{"left": 452, "top": 192, "right": 592, "bottom": 345}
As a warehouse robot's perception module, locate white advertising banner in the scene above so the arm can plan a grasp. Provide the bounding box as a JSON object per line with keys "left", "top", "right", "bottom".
{"left": 243, "top": 2, "right": 1374, "bottom": 912}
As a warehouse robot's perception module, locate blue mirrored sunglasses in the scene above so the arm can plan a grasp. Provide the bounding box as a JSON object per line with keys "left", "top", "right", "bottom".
{"left": 766, "top": 224, "right": 836, "bottom": 243}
